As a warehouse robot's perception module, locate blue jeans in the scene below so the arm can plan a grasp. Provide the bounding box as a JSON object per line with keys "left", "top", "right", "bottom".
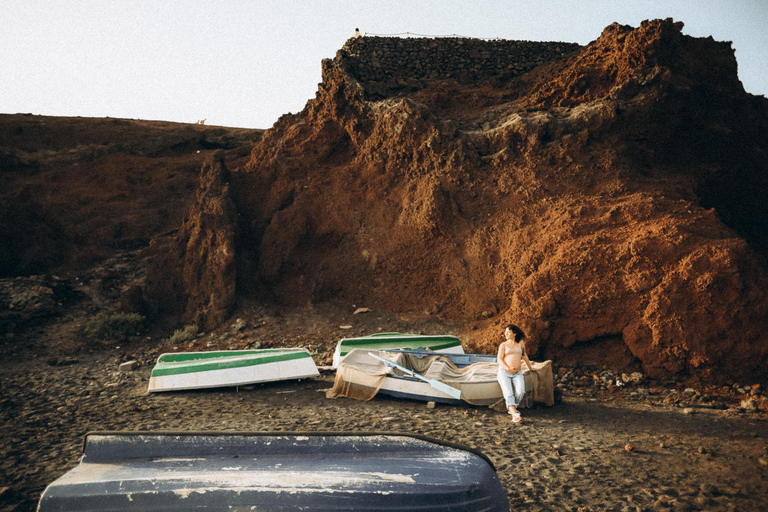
{"left": 497, "top": 367, "right": 525, "bottom": 408}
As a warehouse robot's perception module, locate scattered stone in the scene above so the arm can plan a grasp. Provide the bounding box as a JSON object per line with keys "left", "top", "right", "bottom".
{"left": 231, "top": 319, "right": 247, "bottom": 331}
{"left": 621, "top": 372, "right": 645, "bottom": 385}
{"left": 353, "top": 307, "right": 371, "bottom": 315}
{"left": 426, "top": 401, "right": 436, "bottom": 409}
{"left": 339, "top": 325, "right": 353, "bottom": 329}
{"left": 758, "top": 457, "right": 768, "bottom": 466}
{"left": 693, "top": 496, "right": 709, "bottom": 507}
{"left": 118, "top": 360, "right": 138, "bottom": 372}
{"left": 740, "top": 399, "right": 758, "bottom": 412}
{"left": 682, "top": 408, "right": 696, "bottom": 415}
{"left": 624, "top": 443, "right": 637, "bottom": 453}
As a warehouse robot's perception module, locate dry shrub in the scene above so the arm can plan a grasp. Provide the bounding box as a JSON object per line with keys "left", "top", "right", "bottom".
{"left": 84, "top": 312, "right": 144, "bottom": 340}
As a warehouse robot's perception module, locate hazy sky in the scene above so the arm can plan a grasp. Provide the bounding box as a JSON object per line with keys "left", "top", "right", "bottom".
{"left": 3, "top": 1, "right": 766, "bottom": 129}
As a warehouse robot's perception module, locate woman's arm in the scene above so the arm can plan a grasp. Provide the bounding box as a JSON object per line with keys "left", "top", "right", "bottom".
{"left": 521, "top": 342, "right": 534, "bottom": 371}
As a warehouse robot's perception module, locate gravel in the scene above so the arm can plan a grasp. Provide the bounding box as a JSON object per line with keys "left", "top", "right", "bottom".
{"left": 2, "top": 346, "right": 768, "bottom": 511}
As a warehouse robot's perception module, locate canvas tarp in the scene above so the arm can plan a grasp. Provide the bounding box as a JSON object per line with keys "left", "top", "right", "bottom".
{"left": 326, "top": 349, "right": 554, "bottom": 408}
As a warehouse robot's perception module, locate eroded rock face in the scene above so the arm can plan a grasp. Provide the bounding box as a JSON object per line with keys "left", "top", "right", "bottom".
{"left": 143, "top": 151, "right": 237, "bottom": 330}
{"left": 163, "top": 19, "right": 768, "bottom": 382}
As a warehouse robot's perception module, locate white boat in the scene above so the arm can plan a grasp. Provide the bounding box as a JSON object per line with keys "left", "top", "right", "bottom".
{"left": 328, "top": 348, "right": 554, "bottom": 408}
{"left": 148, "top": 348, "right": 319, "bottom": 392}
{"left": 331, "top": 332, "right": 464, "bottom": 368}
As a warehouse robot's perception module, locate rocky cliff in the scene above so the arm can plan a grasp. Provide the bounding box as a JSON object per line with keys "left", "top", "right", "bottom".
{"left": 142, "top": 151, "right": 237, "bottom": 330}
{"left": 0, "top": 116, "right": 262, "bottom": 277}
{"left": 152, "top": 19, "right": 768, "bottom": 383}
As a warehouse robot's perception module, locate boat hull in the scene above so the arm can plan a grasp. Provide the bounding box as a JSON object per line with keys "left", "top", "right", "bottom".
{"left": 332, "top": 333, "right": 464, "bottom": 367}
{"left": 379, "top": 373, "right": 503, "bottom": 405}
{"left": 330, "top": 349, "right": 554, "bottom": 408}
{"left": 37, "top": 432, "right": 511, "bottom": 512}
{"left": 148, "top": 348, "right": 319, "bottom": 392}
{"left": 378, "top": 352, "right": 502, "bottom": 405}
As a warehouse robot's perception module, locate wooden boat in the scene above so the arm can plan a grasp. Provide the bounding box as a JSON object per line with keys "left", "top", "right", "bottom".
{"left": 147, "top": 348, "right": 319, "bottom": 392}
{"left": 329, "top": 348, "right": 554, "bottom": 408}
{"left": 331, "top": 332, "right": 464, "bottom": 368}
{"left": 37, "top": 431, "right": 511, "bottom": 512}
{"left": 377, "top": 350, "right": 501, "bottom": 405}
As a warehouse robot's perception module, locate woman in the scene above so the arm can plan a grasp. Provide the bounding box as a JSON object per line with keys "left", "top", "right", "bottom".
{"left": 497, "top": 324, "right": 534, "bottom": 423}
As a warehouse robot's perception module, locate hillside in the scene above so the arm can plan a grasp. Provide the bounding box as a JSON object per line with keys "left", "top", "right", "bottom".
{"left": 0, "top": 115, "right": 262, "bottom": 276}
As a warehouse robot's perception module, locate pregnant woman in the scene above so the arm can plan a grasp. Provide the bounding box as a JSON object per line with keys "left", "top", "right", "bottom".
{"left": 497, "top": 324, "right": 534, "bottom": 423}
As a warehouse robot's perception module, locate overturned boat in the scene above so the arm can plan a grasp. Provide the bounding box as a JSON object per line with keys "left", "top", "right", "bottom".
{"left": 328, "top": 348, "right": 555, "bottom": 408}
{"left": 37, "top": 431, "right": 511, "bottom": 511}
{"left": 147, "top": 348, "right": 319, "bottom": 392}
{"left": 332, "top": 332, "right": 464, "bottom": 368}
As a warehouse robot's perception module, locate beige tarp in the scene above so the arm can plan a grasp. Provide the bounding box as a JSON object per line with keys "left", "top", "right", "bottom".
{"left": 326, "top": 349, "right": 554, "bottom": 408}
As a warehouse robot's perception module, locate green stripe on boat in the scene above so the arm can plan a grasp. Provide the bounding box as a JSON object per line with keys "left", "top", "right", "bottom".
{"left": 338, "top": 337, "right": 460, "bottom": 355}
{"left": 157, "top": 349, "right": 285, "bottom": 363}
{"left": 332, "top": 332, "right": 465, "bottom": 367}
{"left": 151, "top": 351, "right": 311, "bottom": 377}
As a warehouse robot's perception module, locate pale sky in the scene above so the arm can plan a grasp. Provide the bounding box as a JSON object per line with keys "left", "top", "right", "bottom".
{"left": 2, "top": 1, "right": 766, "bottom": 129}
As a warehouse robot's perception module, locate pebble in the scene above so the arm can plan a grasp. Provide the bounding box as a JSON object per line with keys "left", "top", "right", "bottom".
{"left": 118, "top": 360, "right": 138, "bottom": 372}
{"left": 231, "top": 319, "right": 247, "bottom": 331}
{"left": 740, "top": 399, "right": 758, "bottom": 411}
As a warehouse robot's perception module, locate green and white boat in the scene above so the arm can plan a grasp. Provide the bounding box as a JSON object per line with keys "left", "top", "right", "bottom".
{"left": 148, "top": 348, "right": 319, "bottom": 392}
{"left": 332, "top": 332, "right": 464, "bottom": 368}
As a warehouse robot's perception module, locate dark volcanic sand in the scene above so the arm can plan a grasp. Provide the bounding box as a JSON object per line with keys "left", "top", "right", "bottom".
{"left": 1, "top": 343, "right": 767, "bottom": 512}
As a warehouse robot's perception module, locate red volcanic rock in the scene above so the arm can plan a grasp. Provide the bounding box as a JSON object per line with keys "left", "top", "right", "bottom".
{"left": 153, "top": 19, "right": 768, "bottom": 383}
{"left": 143, "top": 150, "right": 237, "bottom": 330}
{"left": 521, "top": 19, "right": 743, "bottom": 109}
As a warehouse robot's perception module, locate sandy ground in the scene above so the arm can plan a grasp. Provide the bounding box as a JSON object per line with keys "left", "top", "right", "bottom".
{"left": 2, "top": 334, "right": 767, "bottom": 512}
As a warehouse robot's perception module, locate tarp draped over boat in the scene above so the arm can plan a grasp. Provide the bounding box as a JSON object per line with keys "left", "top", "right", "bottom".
{"left": 327, "top": 349, "right": 555, "bottom": 407}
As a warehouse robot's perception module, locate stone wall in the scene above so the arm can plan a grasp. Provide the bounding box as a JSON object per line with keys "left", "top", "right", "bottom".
{"left": 331, "top": 36, "right": 582, "bottom": 98}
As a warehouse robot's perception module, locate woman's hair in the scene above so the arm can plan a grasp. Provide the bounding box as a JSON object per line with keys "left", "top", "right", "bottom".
{"left": 505, "top": 324, "right": 526, "bottom": 341}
